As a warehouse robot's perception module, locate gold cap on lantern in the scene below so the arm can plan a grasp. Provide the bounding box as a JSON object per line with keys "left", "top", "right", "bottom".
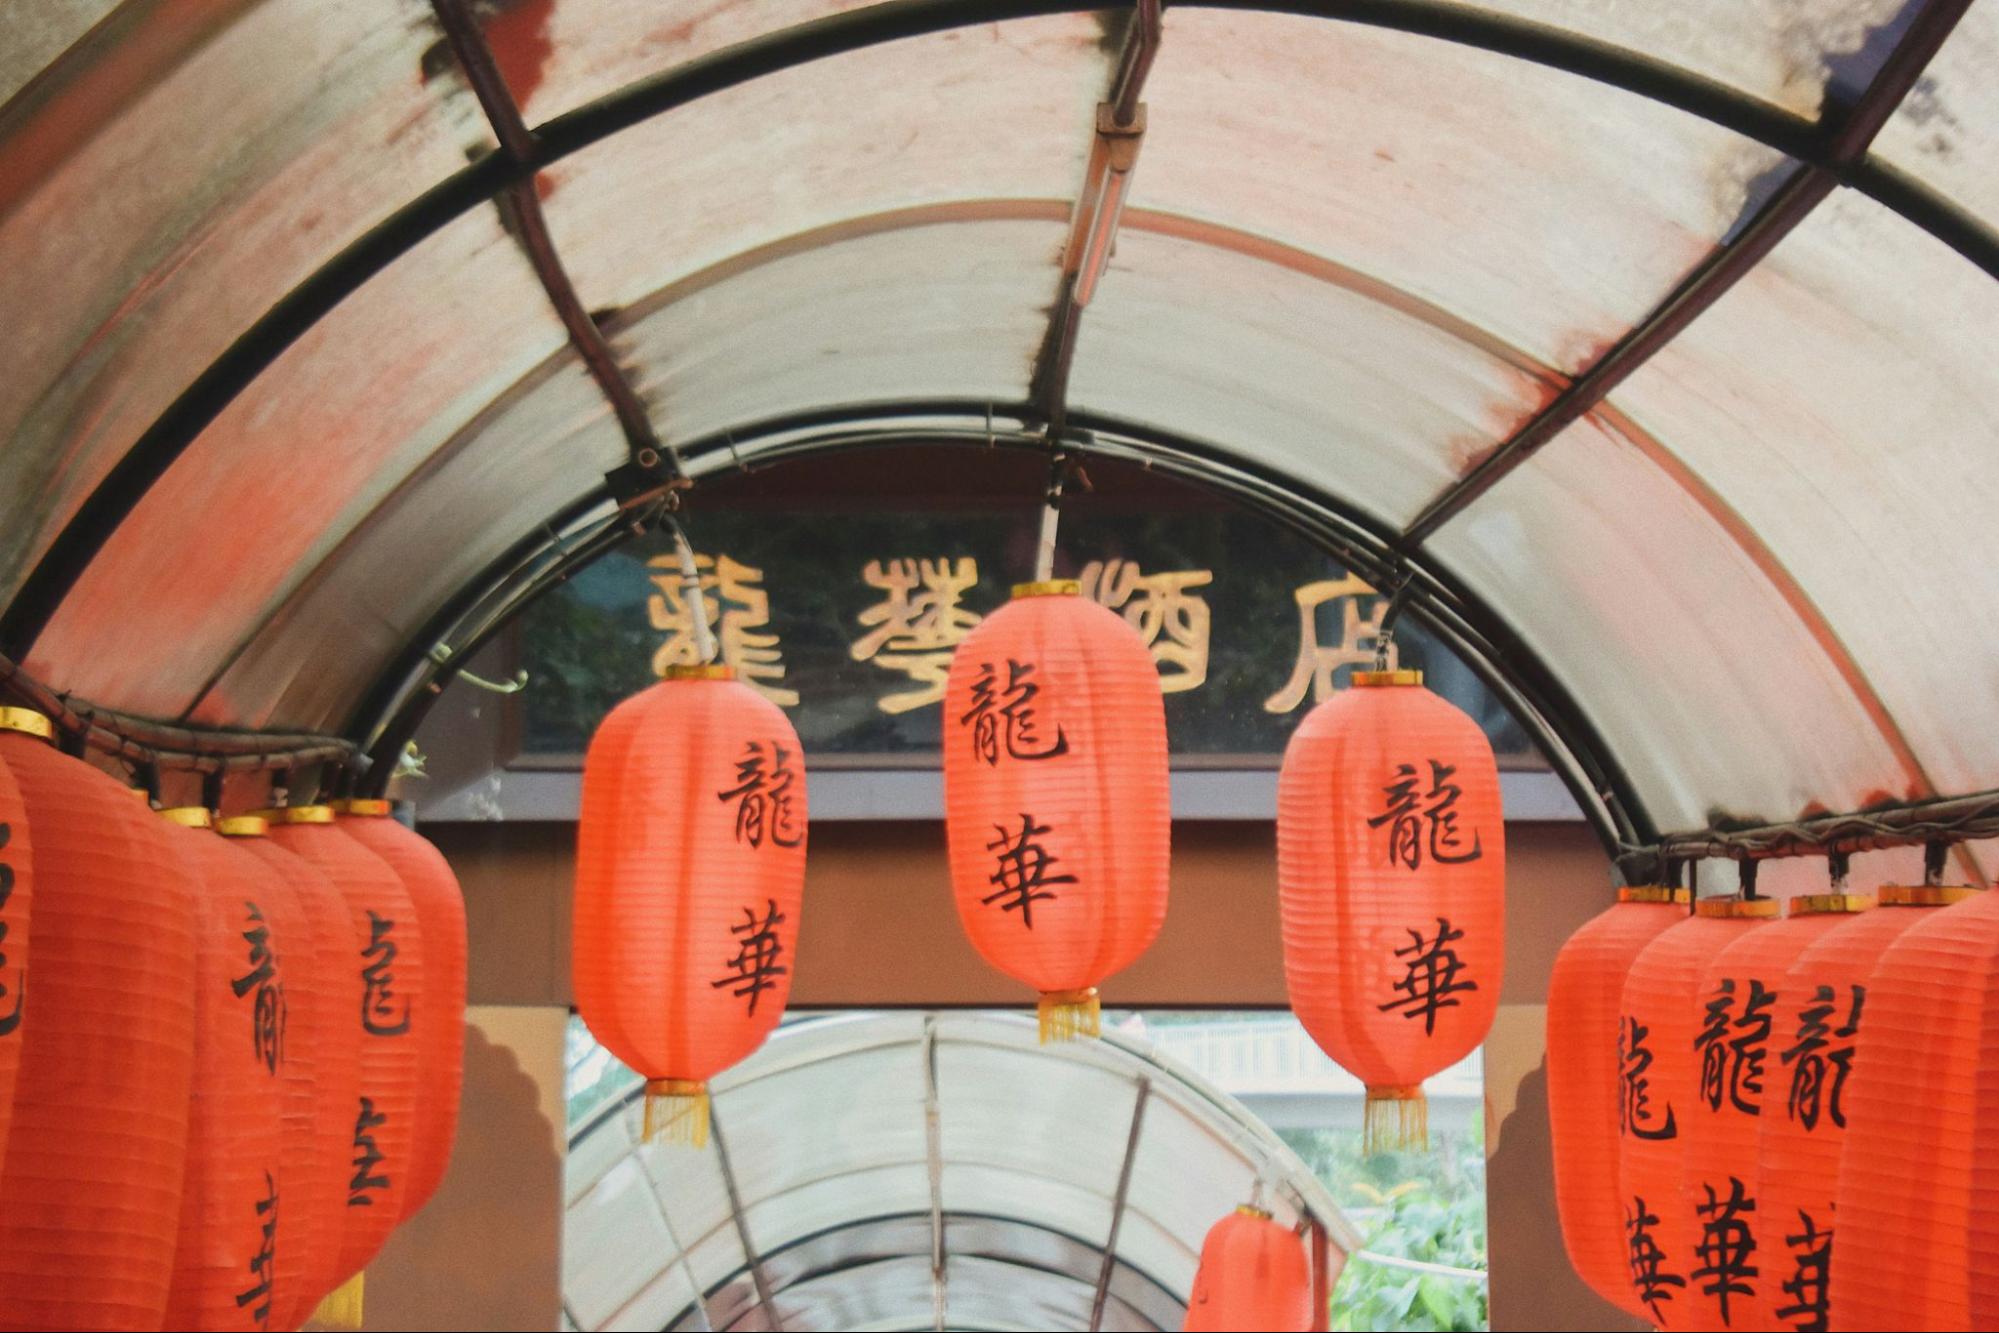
{"left": 1234, "top": 1204, "right": 1275, "bottom": 1221}
{"left": 1881, "top": 883, "right": 1984, "bottom": 906}
{"left": 1618, "top": 886, "right": 1692, "bottom": 905}
{"left": 662, "top": 663, "right": 734, "bottom": 682}
{"left": 1352, "top": 669, "right": 1424, "bottom": 688}
{"left": 1788, "top": 893, "right": 1875, "bottom": 916}
{"left": 1694, "top": 896, "right": 1781, "bottom": 919}
{"left": 0, "top": 707, "right": 54, "bottom": 741}
{"left": 217, "top": 815, "right": 268, "bottom": 838}
{"left": 253, "top": 804, "right": 335, "bottom": 824}
{"left": 157, "top": 806, "right": 211, "bottom": 829}
{"left": 1012, "top": 579, "right": 1080, "bottom": 599}
{"left": 338, "top": 798, "right": 393, "bottom": 817}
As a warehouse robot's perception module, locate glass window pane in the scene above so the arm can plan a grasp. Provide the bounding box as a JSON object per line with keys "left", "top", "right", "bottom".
{"left": 1614, "top": 190, "right": 1999, "bottom": 802}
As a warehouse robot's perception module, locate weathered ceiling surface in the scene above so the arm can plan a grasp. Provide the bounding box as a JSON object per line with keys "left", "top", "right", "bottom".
{"left": 0, "top": 1, "right": 1993, "bottom": 869}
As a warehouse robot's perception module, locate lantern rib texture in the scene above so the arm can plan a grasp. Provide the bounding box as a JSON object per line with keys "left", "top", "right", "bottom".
{"left": 1277, "top": 675, "right": 1505, "bottom": 1152}
{"left": 1182, "top": 1205, "right": 1315, "bottom": 1332}
{"left": 941, "top": 587, "right": 1170, "bottom": 1042}
{"left": 573, "top": 670, "right": 809, "bottom": 1147}
{"left": 0, "top": 729, "right": 31, "bottom": 1193}
{"left": 0, "top": 728, "right": 197, "bottom": 1330}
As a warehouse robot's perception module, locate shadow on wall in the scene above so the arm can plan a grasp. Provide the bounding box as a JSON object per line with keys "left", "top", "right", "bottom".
{"left": 1487, "top": 1057, "right": 1647, "bottom": 1333}
{"left": 309, "top": 1024, "right": 561, "bottom": 1331}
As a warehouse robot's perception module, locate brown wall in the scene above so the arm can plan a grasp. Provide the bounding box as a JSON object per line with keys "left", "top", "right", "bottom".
{"left": 393, "top": 814, "right": 1636, "bottom": 1331}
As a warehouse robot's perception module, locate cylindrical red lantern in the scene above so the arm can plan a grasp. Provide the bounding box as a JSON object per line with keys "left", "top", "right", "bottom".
{"left": 1679, "top": 893, "right": 1870, "bottom": 1331}
{"left": 1183, "top": 1205, "right": 1314, "bottom": 1332}
{"left": 1547, "top": 885, "right": 1688, "bottom": 1319}
{"left": 942, "top": 581, "right": 1169, "bottom": 1040}
{"left": 574, "top": 664, "right": 809, "bottom": 1144}
{"left": 158, "top": 808, "right": 291, "bottom": 1331}
{"left": 0, "top": 712, "right": 34, "bottom": 1178}
{"left": 0, "top": 715, "right": 198, "bottom": 1330}
{"left": 1617, "top": 897, "right": 1775, "bottom": 1331}
{"left": 337, "top": 800, "right": 466, "bottom": 1220}
{"left": 265, "top": 805, "right": 424, "bottom": 1289}
{"left": 1830, "top": 886, "right": 1999, "bottom": 1331}
{"left": 1756, "top": 884, "right": 1968, "bottom": 1333}
{"left": 225, "top": 814, "right": 355, "bottom": 1332}
{"left": 1278, "top": 669, "right": 1503, "bottom": 1151}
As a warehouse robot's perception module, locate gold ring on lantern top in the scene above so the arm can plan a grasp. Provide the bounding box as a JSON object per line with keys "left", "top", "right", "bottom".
{"left": 0, "top": 707, "right": 54, "bottom": 741}
{"left": 1351, "top": 668, "right": 1424, "bottom": 687}
{"left": 250, "top": 804, "right": 335, "bottom": 824}
{"left": 1787, "top": 893, "right": 1876, "bottom": 916}
{"left": 1693, "top": 896, "right": 1781, "bottom": 918}
{"left": 662, "top": 663, "right": 735, "bottom": 682}
{"left": 1617, "top": 886, "right": 1692, "bottom": 905}
{"left": 157, "top": 806, "right": 211, "bottom": 829}
{"left": 336, "top": 798, "right": 394, "bottom": 817}
{"left": 1233, "top": 1204, "right": 1275, "bottom": 1221}
{"left": 1881, "top": 883, "right": 1984, "bottom": 906}
{"left": 1011, "top": 579, "right": 1080, "bottom": 599}
{"left": 216, "top": 815, "right": 268, "bottom": 838}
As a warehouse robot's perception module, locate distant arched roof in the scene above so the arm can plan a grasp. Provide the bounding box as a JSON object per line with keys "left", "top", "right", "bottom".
{"left": 0, "top": 2, "right": 1993, "bottom": 870}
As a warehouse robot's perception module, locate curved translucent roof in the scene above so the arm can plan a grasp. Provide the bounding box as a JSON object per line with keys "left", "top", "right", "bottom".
{"left": 2, "top": 1, "right": 1994, "bottom": 868}
{"left": 563, "top": 1012, "right": 1355, "bottom": 1331}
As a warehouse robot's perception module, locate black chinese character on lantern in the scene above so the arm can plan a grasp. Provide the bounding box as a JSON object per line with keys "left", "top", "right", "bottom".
{"left": 960, "top": 660, "right": 1069, "bottom": 766}
{"left": 715, "top": 740, "right": 804, "bottom": 850}
{"left": 1695, "top": 978, "right": 1773, "bottom": 1116}
{"left": 1366, "top": 759, "right": 1484, "bottom": 871}
{"left": 1691, "top": 1176, "right": 1758, "bottom": 1325}
{"left": 234, "top": 1170, "right": 278, "bottom": 1328}
{"left": 1618, "top": 1014, "right": 1678, "bottom": 1141}
{"left": 230, "top": 901, "right": 286, "bottom": 1074}
{"left": 0, "top": 823, "right": 21, "bottom": 1037}
{"left": 982, "top": 813, "right": 1076, "bottom": 929}
{"left": 1773, "top": 1208, "right": 1832, "bottom": 1333}
{"left": 709, "top": 899, "right": 788, "bottom": 1017}
{"left": 1376, "top": 916, "right": 1479, "bottom": 1036}
{"left": 1626, "top": 1194, "right": 1687, "bottom": 1321}
{"left": 1782, "top": 983, "right": 1864, "bottom": 1132}
{"left": 359, "top": 910, "right": 411, "bottom": 1037}
{"left": 349, "top": 1097, "right": 389, "bottom": 1207}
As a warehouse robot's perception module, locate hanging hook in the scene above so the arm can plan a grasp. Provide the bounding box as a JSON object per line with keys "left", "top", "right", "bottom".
{"left": 1739, "top": 858, "right": 1760, "bottom": 900}
{"left": 663, "top": 513, "right": 718, "bottom": 665}
{"left": 1373, "top": 561, "right": 1414, "bottom": 671}
{"left": 1827, "top": 848, "right": 1851, "bottom": 892}
{"left": 1924, "top": 839, "right": 1948, "bottom": 887}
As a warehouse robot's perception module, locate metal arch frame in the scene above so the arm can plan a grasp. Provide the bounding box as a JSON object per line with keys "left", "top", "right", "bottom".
{"left": 347, "top": 406, "right": 1652, "bottom": 865}
{"left": 5, "top": 0, "right": 1997, "bottom": 660}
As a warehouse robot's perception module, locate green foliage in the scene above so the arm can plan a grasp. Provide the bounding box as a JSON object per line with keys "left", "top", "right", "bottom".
{"left": 1281, "top": 1117, "right": 1489, "bottom": 1332}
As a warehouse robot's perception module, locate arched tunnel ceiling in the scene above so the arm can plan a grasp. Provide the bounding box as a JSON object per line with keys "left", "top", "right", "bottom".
{"left": 0, "top": 1, "right": 1995, "bottom": 862}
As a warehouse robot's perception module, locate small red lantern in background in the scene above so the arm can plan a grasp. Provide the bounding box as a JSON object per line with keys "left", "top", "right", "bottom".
{"left": 265, "top": 805, "right": 425, "bottom": 1296}
{"left": 1546, "top": 885, "right": 1687, "bottom": 1320}
{"left": 1277, "top": 670, "right": 1503, "bottom": 1151}
{"left": 157, "top": 807, "right": 291, "bottom": 1331}
{"left": 1617, "top": 897, "right": 1774, "bottom": 1331}
{"left": 943, "top": 581, "right": 1170, "bottom": 1041}
{"left": 1757, "top": 883, "right": 1970, "bottom": 1333}
{"left": 0, "top": 713, "right": 198, "bottom": 1330}
{"left": 574, "top": 664, "right": 809, "bottom": 1144}
{"left": 338, "top": 799, "right": 467, "bottom": 1219}
{"left": 1830, "top": 887, "right": 1999, "bottom": 1331}
{"left": 1184, "top": 1205, "right": 1316, "bottom": 1332}
{"left": 0, "top": 713, "right": 33, "bottom": 1176}
{"left": 1679, "top": 891, "right": 1869, "bottom": 1331}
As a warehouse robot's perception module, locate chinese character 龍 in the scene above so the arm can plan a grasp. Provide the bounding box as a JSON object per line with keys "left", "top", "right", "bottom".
{"left": 648, "top": 552, "right": 798, "bottom": 706}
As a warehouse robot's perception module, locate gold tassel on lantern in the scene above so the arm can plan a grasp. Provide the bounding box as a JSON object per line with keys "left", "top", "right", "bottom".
{"left": 1038, "top": 987, "right": 1101, "bottom": 1043}
{"left": 1364, "top": 1085, "right": 1427, "bottom": 1155}
{"left": 642, "top": 1079, "right": 710, "bottom": 1148}
{"left": 312, "top": 1272, "right": 364, "bottom": 1329}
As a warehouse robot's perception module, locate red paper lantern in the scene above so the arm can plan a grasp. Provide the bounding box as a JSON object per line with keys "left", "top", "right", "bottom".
{"left": 1756, "top": 884, "right": 1966, "bottom": 1333}
{"left": 0, "top": 712, "right": 34, "bottom": 1176}
{"left": 265, "top": 806, "right": 424, "bottom": 1288}
{"left": 0, "top": 716, "right": 198, "bottom": 1329}
{"left": 942, "top": 581, "right": 1169, "bottom": 1040}
{"left": 337, "top": 800, "right": 467, "bottom": 1220}
{"left": 157, "top": 808, "right": 292, "bottom": 1331}
{"left": 1617, "top": 897, "right": 1775, "bottom": 1331}
{"left": 1183, "top": 1205, "right": 1314, "bottom": 1332}
{"left": 1278, "top": 669, "right": 1503, "bottom": 1150}
{"left": 225, "top": 814, "right": 357, "bottom": 1331}
{"left": 574, "top": 664, "right": 809, "bottom": 1143}
{"left": 1830, "top": 886, "right": 1999, "bottom": 1331}
{"left": 1679, "top": 893, "right": 1869, "bottom": 1331}
{"left": 1547, "top": 885, "right": 1688, "bottom": 1319}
